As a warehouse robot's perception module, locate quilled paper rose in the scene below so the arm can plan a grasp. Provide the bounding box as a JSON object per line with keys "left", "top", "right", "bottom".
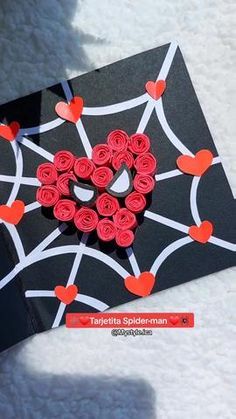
{"left": 115, "top": 229, "right": 134, "bottom": 247}
{"left": 36, "top": 185, "right": 60, "bottom": 207}
{"left": 36, "top": 130, "right": 157, "bottom": 247}
{"left": 128, "top": 133, "right": 150, "bottom": 155}
{"left": 74, "top": 157, "right": 95, "bottom": 180}
{"left": 36, "top": 163, "right": 58, "bottom": 185}
{"left": 53, "top": 199, "right": 76, "bottom": 221}
{"left": 97, "top": 218, "right": 116, "bottom": 241}
{"left": 74, "top": 207, "right": 98, "bottom": 232}
{"left": 54, "top": 150, "right": 75, "bottom": 172}
{"left": 134, "top": 152, "right": 157, "bottom": 176}
{"left": 107, "top": 129, "right": 129, "bottom": 152}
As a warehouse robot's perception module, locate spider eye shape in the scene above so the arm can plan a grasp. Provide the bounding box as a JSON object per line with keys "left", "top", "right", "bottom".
{"left": 69, "top": 180, "right": 98, "bottom": 206}
{"left": 106, "top": 164, "right": 133, "bottom": 197}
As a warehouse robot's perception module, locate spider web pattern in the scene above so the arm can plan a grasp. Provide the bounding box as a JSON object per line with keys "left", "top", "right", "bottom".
{"left": 0, "top": 42, "right": 235, "bottom": 329}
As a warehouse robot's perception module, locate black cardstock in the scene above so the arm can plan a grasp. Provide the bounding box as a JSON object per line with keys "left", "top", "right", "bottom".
{"left": 0, "top": 42, "right": 235, "bottom": 352}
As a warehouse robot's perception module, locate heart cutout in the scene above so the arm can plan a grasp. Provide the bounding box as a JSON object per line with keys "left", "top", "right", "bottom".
{"left": 54, "top": 284, "right": 78, "bottom": 305}
{"left": 79, "top": 316, "right": 90, "bottom": 325}
{"left": 0, "top": 200, "right": 25, "bottom": 225}
{"left": 170, "top": 315, "right": 179, "bottom": 326}
{"left": 0, "top": 121, "right": 20, "bottom": 141}
{"left": 176, "top": 149, "right": 213, "bottom": 176}
{"left": 55, "top": 96, "right": 83, "bottom": 123}
{"left": 189, "top": 221, "right": 213, "bottom": 243}
{"left": 124, "top": 272, "right": 156, "bottom": 297}
{"left": 145, "top": 80, "right": 166, "bottom": 100}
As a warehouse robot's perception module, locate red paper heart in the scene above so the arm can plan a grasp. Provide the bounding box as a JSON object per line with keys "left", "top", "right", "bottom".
{"left": 145, "top": 80, "right": 166, "bottom": 100}
{"left": 55, "top": 96, "right": 83, "bottom": 123}
{"left": 0, "top": 121, "right": 20, "bottom": 141}
{"left": 54, "top": 284, "right": 78, "bottom": 305}
{"left": 170, "top": 315, "right": 179, "bottom": 326}
{"left": 124, "top": 272, "right": 155, "bottom": 297}
{"left": 189, "top": 221, "right": 213, "bottom": 243}
{"left": 79, "top": 316, "right": 90, "bottom": 325}
{"left": 176, "top": 149, "right": 213, "bottom": 176}
{"left": 0, "top": 200, "right": 25, "bottom": 225}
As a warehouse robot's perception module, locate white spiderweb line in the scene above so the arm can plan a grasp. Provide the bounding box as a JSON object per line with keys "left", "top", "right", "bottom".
{"left": 0, "top": 42, "right": 235, "bottom": 322}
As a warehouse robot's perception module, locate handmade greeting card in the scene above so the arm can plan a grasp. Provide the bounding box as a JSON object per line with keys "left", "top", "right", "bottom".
{"left": 0, "top": 42, "right": 235, "bottom": 352}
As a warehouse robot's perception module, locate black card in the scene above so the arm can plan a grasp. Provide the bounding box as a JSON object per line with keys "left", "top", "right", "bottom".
{"left": 0, "top": 42, "right": 235, "bottom": 352}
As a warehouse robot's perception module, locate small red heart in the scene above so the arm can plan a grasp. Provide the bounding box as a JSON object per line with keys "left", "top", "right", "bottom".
{"left": 0, "top": 200, "right": 25, "bottom": 225}
{"left": 189, "top": 221, "right": 213, "bottom": 244}
{"left": 55, "top": 96, "right": 83, "bottom": 123}
{"left": 145, "top": 80, "right": 166, "bottom": 100}
{"left": 79, "top": 316, "right": 90, "bottom": 325}
{"left": 54, "top": 284, "right": 78, "bottom": 305}
{"left": 0, "top": 121, "right": 20, "bottom": 141}
{"left": 176, "top": 149, "right": 213, "bottom": 176}
{"left": 124, "top": 272, "right": 156, "bottom": 297}
{"left": 170, "top": 315, "right": 179, "bottom": 326}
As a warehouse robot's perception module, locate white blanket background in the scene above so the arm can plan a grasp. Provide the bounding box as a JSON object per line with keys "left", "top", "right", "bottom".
{"left": 0, "top": 1, "right": 235, "bottom": 418}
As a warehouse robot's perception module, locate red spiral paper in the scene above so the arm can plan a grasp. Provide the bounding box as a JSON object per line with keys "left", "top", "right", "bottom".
{"left": 91, "top": 166, "right": 113, "bottom": 189}
{"left": 74, "top": 207, "right": 98, "bottom": 232}
{"left": 54, "top": 150, "right": 75, "bottom": 172}
{"left": 134, "top": 152, "right": 157, "bottom": 175}
{"left": 57, "top": 172, "right": 77, "bottom": 196}
{"left": 36, "top": 185, "right": 60, "bottom": 207}
{"left": 113, "top": 208, "right": 137, "bottom": 230}
{"left": 133, "top": 173, "right": 155, "bottom": 194}
{"left": 74, "top": 157, "right": 95, "bottom": 180}
{"left": 92, "top": 144, "right": 111, "bottom": 166}
{"left": 36, "top": 162, "right": 58, "bottom": 185}
{"left": 115, "top": 229, "right": 134, "bottom": 247}
{"left": 125, "top": 191, "right": 146, "bottom": 213}
{"left": 107, "top": 129, "right": 129, "bottom": 152}
{"left": 97, "top": 218, "right": 116, "bottom": 242}
{"left": 53, "top": 199, "right": 76, "bottom": 221}
{"left": 96, "top": 193, "right": 119, "bottom": 217}
{"left": 128, "top": 133, "right": 150, "bottom": 155}
{"left": 112, "top": 150, "right": 134, "bottom": 170}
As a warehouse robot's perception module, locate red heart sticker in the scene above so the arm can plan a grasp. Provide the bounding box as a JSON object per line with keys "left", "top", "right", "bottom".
{"left": 55, "top": 96, "right": 83, "bottom": 123}
{"left": 124, "top": 272, "right": 156, "bottom": 297}
{"left": 170, "top": 315, "right": 179, "bottom": 326}
{"left": 176, "top": 149, "right": 213, "bottom": 176}
{"left": 54, "top": 284, "right": 78, "bottom": 305}
{"left": 79, "top": 316, "right": 90, "bottom": 325}
{"left": 0, "top": 121, "right": 20, "bottom": 141}
{"left": 145, "top": 80, "right": 166, "bottom": 100}
{"left": 0, "top": 200, "right": 25, "bottom": 225}
{"left": 189, "top": 221, "right": 213, "bottom": 243}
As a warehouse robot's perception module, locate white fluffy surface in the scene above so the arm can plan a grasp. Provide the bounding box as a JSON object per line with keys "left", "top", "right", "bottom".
{"left": 0, "top": 1, "right": 235, "bottom": 418}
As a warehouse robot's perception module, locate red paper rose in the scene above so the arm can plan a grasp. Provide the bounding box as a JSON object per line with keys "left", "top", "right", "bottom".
{"left": 128, "top": 133, "right": 150, "bottom": 154}
{"left": 125, "top": 191, "right": 146, "bottom": 213}
{"left": 96, "top": 193, "right": 119, "bottom": 217}
{"left": 112, "top": 150, "right": 134, "bottom": 170}
{"left": 36, "top": 163, "right": 58, "bottom": 185}
{"left": 91, "top": 166, "right": 113, "bottom": 189}
{"left": 54, "top": 150, "right": 75, "bottom": 172}
{"left": 97, "top": 218, "right": 116, "bottom": 241}
{"left": 113, "top": 208, "right": 137, "bottom": 230}
{"left": 74, "top": 207, "right": 98, "bottom": 232}
{"left": 134, "top": 152, "right": 157, "bottom": 176}
{"left": 57, "top": 172, "right": 77, "bottom": 196}
{"left": 133, "top": 173, "right": 155, "bottom": 194}
{"left": 92, "top": 144, "right": 111, "bottom": 166}
{"left": 74, "top": 157, "right": 95, "bottom": 180}
{"left": 107, "top": 129, "right": 129, "bottom": 152}
{"left": 53, "top": 199, "right": 76, "bottom": 221}
{"left": 115, "top": 229, "right": 134, "bottom": 247}
{"left": 36, "top": 185, "right": 60, "bottom": 207}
